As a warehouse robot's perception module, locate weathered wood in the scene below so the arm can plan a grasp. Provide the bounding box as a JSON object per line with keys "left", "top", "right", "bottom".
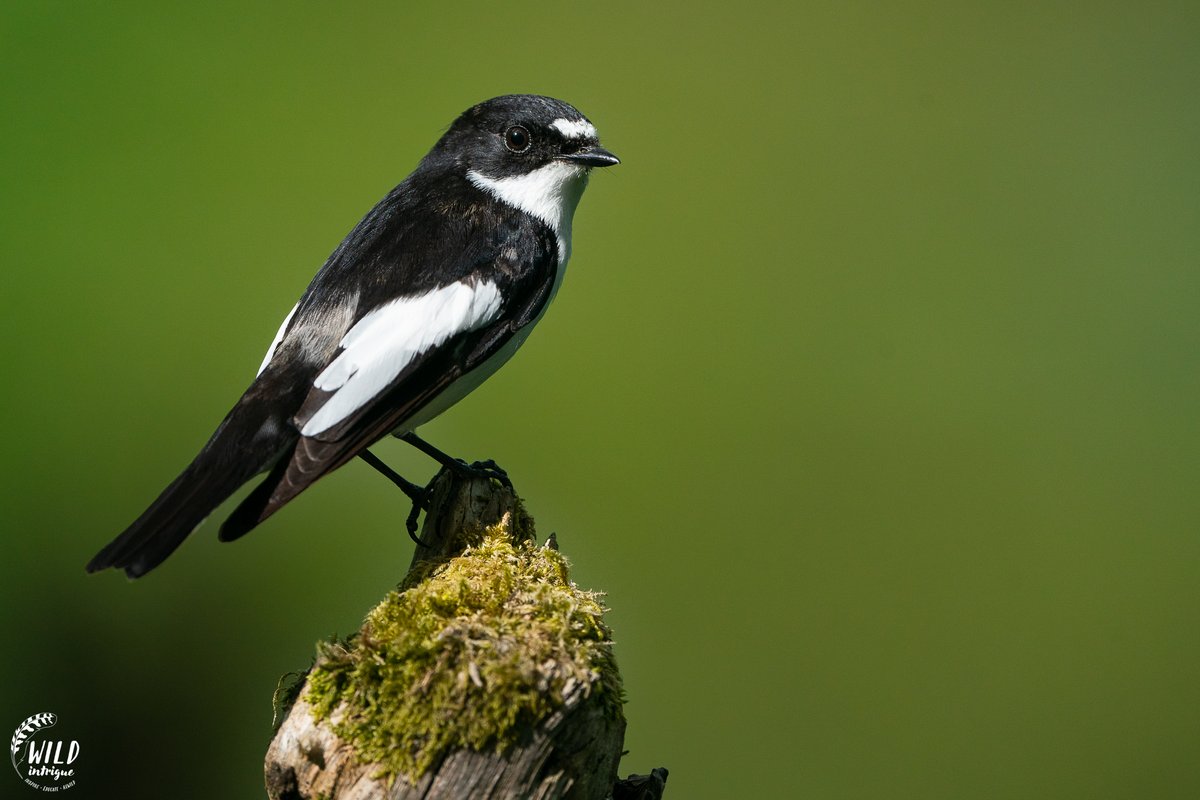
{"left": 612, "top": 768, "right": 670, "bottom": 800}
{"left": 265, "top": 469, "right": 660, "bottom": 800}
{"left": 406, "top": 469, "right": 531, "bottom": 568}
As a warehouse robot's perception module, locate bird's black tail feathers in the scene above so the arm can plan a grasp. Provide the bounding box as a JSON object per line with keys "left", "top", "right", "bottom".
{"left": 219, "top": 407, "right": 402, "bottom": 543}
{"left": 86, "top": 395, "right": 297, "bottom": 579}
{"left": 217, "top": 455, "right": 292, "bottom": 543}
{"left": 217, "top": 434, "right": 352, "bottom": 543}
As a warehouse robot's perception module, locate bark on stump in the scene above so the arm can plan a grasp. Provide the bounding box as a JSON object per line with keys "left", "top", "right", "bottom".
{"left": 265, "top": 469, "right": 663, "bottom": 800}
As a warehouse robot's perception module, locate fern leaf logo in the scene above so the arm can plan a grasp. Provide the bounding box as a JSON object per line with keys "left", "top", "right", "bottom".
{"left": 10, "top": 712, "right": 56, "bottom": 770}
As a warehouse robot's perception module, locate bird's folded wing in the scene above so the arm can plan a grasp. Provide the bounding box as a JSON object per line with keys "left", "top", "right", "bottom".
{"left": 218, "top": 262, "right": 554, "bottom": 543}
{"left": 295, "top": 278, "right": 504, "bottom": 440}
{"left": 259, "top": 253, "right": 555, "bottom": 515}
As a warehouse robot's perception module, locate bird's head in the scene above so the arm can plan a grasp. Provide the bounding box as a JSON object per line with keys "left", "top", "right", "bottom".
{"left": 440, "top": 94, "right": 619, "bottom": 177}
{"left": 425, "top": 95, "right": 618, "bottom": 241}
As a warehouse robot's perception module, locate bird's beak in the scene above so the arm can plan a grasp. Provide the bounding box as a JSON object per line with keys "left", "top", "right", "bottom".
{"left": 558, "top": 145, "right": 620, "bottom": 168}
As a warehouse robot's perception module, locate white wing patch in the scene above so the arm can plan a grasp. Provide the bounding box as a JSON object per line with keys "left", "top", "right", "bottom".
{"left": 299, "top": 280, "right": 503, "bottom": 437}
{"left": 257, "top": 303, "right": 299, "bottom": 377}
{"left": 467, "top": 161, "right": 588, "bottom": 266}
{"left": 551, "top": 118, "right": 597, "bottom": 140}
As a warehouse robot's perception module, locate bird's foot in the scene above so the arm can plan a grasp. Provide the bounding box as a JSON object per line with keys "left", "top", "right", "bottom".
{"left": 457, "top": 458, "right": 513, "bottom": 490}
{"left": 401, "top": 453, "right": 515, "bottom": 549}
{"left": 399, "top": 432, "right": 512, "bottom": 490}
{"left": 405, "top": 485, "right": 432, "bottom": 546}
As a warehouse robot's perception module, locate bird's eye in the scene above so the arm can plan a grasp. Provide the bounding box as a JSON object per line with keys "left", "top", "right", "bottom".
{"left": 504, "top": 125, "right": 531, "bottom": 153}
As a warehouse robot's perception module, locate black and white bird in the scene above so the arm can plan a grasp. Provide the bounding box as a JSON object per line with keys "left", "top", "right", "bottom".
{"left": 87, "top": 94, "right": 619, "bottom": 578}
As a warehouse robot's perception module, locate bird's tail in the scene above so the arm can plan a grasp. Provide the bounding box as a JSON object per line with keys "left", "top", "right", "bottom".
{"left": 218, "top": 435, "right": 352, "bottom": 543}
{"left": 86, "top": 397, "right": 294, "bottom": 579}
{"left": 217, "top": 456, "right": 293, "bottom": 543}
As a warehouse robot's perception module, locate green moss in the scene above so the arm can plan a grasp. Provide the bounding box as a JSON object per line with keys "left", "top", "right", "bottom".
{"left": 304, "top": 516, "right": 624, "bottom": 781}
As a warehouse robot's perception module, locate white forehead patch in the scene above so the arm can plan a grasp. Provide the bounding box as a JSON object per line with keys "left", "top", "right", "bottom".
{"left": 550, "top": 118, "right": 597, "bottom": 140}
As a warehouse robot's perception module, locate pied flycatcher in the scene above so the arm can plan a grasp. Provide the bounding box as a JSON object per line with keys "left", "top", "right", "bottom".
{"left": 87, "top": 94, "right": 619, "bottom": 578}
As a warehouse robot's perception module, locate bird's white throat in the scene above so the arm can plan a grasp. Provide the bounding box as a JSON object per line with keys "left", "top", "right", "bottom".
{"left": 467, "top": 162, "right": 589, "bottom": 266}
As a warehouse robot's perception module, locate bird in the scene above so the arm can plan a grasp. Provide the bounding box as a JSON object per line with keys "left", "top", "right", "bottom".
{"left": 86, "top": 94, "right": 619, "bottom": 579}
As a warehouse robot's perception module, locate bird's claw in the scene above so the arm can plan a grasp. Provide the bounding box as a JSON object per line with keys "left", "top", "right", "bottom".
{"left": 442, "top": 457, "right": 512, "bottom": 489}
{"left": 405, "top": 458, "right": 513, "bottom": 547}
{"left": 405, "top": 485, "right": 432, "bottom": 546}
{"left": 466, "top": 459, "right": 513, "bottom": 490}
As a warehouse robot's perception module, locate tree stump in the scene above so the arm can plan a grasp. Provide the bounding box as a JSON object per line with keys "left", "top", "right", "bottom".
{"left": 265, "top": 469, "right": 666, "bottom": 800}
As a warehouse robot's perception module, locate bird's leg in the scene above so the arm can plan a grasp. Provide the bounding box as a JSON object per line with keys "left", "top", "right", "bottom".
{"left": 399, "top": 432, "right": 513, "bottom": 489}
{"left": 358, "top": 449, "right": 430, "bottom": 545}
{"left": 358, "top": 449, "right": 424, "bottom": 500}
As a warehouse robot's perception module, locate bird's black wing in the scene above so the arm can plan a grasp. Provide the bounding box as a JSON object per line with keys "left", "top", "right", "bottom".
{"left": 217, "top": 196, "right": 559, "bottom": 539}
{"left": 88, "top": 171, "right": 554, "bottom": 575}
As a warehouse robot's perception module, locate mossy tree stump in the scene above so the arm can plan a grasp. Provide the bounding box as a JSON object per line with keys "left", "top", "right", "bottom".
{"left": 265, "top": 469, "right": 663, "bottom": 800}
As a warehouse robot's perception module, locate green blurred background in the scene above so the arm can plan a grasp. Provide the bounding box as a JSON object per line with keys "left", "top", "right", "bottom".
{"left": 3, "top": 2, "right": 1198, "bottom": 798}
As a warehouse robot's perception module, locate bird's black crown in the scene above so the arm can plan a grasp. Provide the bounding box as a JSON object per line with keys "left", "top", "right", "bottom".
{"left": 427, "top": 94, "right": 615, "bottom": 178}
